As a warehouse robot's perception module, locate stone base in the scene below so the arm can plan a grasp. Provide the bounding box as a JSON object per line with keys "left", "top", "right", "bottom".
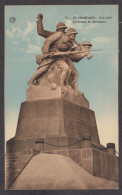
{"left": 6, "top": 145, "right": 119, "bottom": 189}
{"left": 12, "top": 98, "right": 100, "bottom": 144}
{"left": 45, "top": 148, "right": 119, "bottom": 182}
{"left": 6, "top": 134, "right": 91, "bottom": 154}
{"left": 9, "top": 153, "right": 119, "bottom": 190}
{"left": 7, "top": 98, "right": 100, "bottom": 155}
{"left": 26, "top": 83, "right": 89, "bottom": 108}
{"left": 5, "top": 152, "right": 34, "bottom": 189}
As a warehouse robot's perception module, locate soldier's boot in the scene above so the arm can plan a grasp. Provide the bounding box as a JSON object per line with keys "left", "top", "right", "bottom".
{"left": 28, "top": 65, "right": 49, "bottom": 87}
{"left": 28, "top": 69, "right": 43, "bottom": 87}
{"left": 28, "top": 78, "right": 36, "bottom": 88}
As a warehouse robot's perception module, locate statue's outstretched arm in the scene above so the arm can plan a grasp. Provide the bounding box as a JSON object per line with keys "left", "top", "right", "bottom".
{"left": 37, "top": 14, "right": 54, "bottom": 38}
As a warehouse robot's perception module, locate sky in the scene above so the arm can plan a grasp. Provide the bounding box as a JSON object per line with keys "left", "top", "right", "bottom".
{"left": 5, "top": 5, "right": 118, "bottom": 152}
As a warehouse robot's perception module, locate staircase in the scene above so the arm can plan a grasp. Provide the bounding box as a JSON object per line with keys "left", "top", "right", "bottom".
{"left": 5, "top": 150, "right": 34, "bottom": 189}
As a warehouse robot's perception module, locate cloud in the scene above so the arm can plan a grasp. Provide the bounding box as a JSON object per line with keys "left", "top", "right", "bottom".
{"left": 6, "top": 21, "right": 36, "bottom": 41}
{"left": 6, "top": 26, "right": 16, "bottom": 38}
{"left": 65, "top": 19, "right": 73, "bottom": 27}
{"left": 26, "top": 44, "right": 41, "bottom": 53}
{"left": 11, "top": 48, "right": 25, "bottom": 52}
{"left": 65, "top": 19, "right": 99, "bottom": 35}
{"left": 35, "top": 33, "right": 43, "bottom": 43}
{"left": 90, "top": 36, "right": 114, "bottom": 50}
{"left": 65, "top": 19, "right": 83, "bottom": 31}
{"left": 11, "top": 41, "right": 19, "bottom": 45}
{"left": 91, "top": 36, "right": 112, "bottom": 44}
{"left": 24, "top": 22, "right": 35, "bottom": 36}
{"left": 84, "top": 23, "right": 99, "bottom": 33}
{"left": 22, "top": 22, "right": 35, "bottom": 41}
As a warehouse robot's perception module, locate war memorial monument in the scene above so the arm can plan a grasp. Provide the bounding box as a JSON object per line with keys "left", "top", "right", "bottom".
{"left": 5, "top": 14, "right": 119, "bottom": 190}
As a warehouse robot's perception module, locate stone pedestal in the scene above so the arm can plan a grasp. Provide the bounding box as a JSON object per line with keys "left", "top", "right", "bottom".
{"left": 27, "top": 84, "right": 89, "bottom": 108}
{"left": 7, "top": 98, "right": 100, "bottom": 154}
{"left": 6, "top": 92, "right": 119, "bottom": 189}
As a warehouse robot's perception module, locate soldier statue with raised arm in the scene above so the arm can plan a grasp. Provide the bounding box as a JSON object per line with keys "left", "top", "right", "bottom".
{"left": 27, "top": 14, "right": 92, "bottom": 98}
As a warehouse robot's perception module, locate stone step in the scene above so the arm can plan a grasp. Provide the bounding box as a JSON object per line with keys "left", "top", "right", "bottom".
{"left": 5, "top": 159, "right": 18, "bottom": 164}
{"left": 6, "top": 154, "right": 32, "bottom": 164}
{"left": 6, "top": 152, "right": 21, "bottom": 156}
{"left": 11, "top": 162, "right": 28, "bottom": 170}
{"left": 5, "top": 169, "right": 21, "bottom": 189}
{"left": 18, "top": 154, "right": 32, "bottom": 161}
{"left": 6, "top": 155, "right": 19, "bottom": 160}
{"left": 6, "top": 154, "right": 31, "bottom": 160}
{"left": 6, "top": 165, "right": 15, "bottom": 170}
{"left": 6, "top": 155, "right": 33, "bottom": 174}
{"left": 6, "top": 169, "right": 21, "bottom": 180}
{"left": 5, "top": 156, "right": 20, "bottom": 163}
{"left": 6, "top": 154, "right": 32, "bottom": 165}
{"left": 5, "top": 154, "right": 33, "bottom": 189}
{"left": 6, "top": 164, "right": 17, "bottom": 169}
{"left": 22, "top": 149, "right": 34, "bottom": 155}
{"left": 5, "top": 168, "right": 20, "bottom": 175}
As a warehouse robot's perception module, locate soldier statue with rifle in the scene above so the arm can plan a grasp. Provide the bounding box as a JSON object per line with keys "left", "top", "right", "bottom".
{"left": 28, "top": 14, "right": 93, "bottom": 95}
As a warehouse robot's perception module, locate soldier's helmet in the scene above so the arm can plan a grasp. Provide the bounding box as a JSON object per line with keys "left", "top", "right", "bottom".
{"left": 82, "top": 41, "right": 92, "bottom": 47}
{"left": 66, "top": 28, "right": 78, "bottom": 36}
{"left": 56, "top": 22, "right": 67, "bottom": 30}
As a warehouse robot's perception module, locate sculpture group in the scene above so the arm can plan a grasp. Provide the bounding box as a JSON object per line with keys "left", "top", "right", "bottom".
{"left": 28, "top": 14, "right": 92, "bottom": 95}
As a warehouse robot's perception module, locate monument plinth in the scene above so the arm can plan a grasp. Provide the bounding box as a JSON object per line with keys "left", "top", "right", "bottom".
{"left": 27, "top": 85, "right": 89, "bottom": 108}
{"left": 7, "top": 96, "right": 99, "bottom": 153}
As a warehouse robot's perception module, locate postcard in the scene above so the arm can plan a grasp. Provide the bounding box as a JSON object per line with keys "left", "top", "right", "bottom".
{"left": 4, "top": 4, "right": 119, "bottom": 190}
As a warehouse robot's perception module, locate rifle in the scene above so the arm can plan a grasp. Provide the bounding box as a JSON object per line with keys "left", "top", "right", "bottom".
{"left": 36, "top": 49, "right": 103, "bottom": 69}
{"left": 36, "top": 49, "right": 103, "bottom": 62}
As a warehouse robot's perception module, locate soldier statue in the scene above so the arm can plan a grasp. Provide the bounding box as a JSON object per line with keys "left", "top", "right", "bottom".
{"left": 28, "top": 14, "right": 92, "bottom": 95}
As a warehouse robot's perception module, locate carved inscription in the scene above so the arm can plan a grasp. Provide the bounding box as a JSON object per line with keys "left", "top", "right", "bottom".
{"left": 76, "top": 121, "right": 88, "bottom": 131}
{"left": 65, "top": 118, "right": 75, "bottom": 130}
{"left": 76, "top": 120, "right": 89, "bottom": 137}
{"left": 70, "top": 104, "right": 81, "bottom": 119}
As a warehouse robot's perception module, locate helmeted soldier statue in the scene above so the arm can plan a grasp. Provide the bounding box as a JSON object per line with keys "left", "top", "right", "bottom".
{"left": 28, "top": 27, "right": 78, "bottom": 92}
{"left": 28, "top": 14, "right": 93, "bottom": 95}
{"left": 36, "top": 14, "right": 79, "bottom": 91}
